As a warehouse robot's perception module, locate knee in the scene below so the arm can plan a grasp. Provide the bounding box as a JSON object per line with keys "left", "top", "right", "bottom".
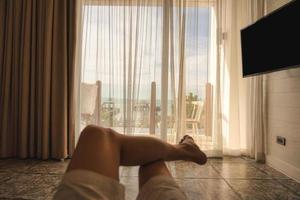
{"left": 138, "top": 160, "right": 171, "bottom": 188}
{"left": 79, "top": 125, "right": 116, "bottom": 141}
{"left": 139, "top": 160, "right": 166, "bottom": 173}
{"left": 81, "top": 125, "right": 102, "bottom": 137}
{"left": 139, "top": 160, "right": 171, "bottom": 179}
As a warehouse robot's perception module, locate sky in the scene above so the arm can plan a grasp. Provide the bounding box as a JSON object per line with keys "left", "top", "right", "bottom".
{"left": 81, "top": 4, "right": 213, "bottom": 102}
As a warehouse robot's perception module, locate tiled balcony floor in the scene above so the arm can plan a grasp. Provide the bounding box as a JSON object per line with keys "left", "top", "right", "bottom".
{"left": 0, "top": 157, "right": 299, "bottom": 200}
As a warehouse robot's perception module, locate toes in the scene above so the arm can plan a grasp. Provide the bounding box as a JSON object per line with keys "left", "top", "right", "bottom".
{"left": 184, "top": 135, "right": 194, "bottom": 141}
{"left": 179, "top": 136, "right": 187, "bottom": 144}
{"left": 179, "top": 135, "right": 195, "bottom": 144}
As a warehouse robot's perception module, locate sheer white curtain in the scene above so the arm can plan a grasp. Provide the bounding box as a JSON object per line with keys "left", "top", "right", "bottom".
{"left": 75, "top": 0, "right": 223, "bottom": 156}
{"left": 75, "top": 0, "right": 268, "bottom": 159}
{"left": 218, "top": 0, "right": 266, "bottom": 160}
{"left": 77, "top": 0, "right": 164, "bottom": 136}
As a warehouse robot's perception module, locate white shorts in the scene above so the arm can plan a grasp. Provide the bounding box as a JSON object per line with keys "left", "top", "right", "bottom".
{"left": 53, "top": 169, "right": 188, "bottom": 200}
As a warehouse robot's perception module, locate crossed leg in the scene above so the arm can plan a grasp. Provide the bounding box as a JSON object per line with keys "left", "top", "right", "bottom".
{"left": 138, "top": 160, "right": 171, "bottom": 189}
{"left": 67, "top": 125, "right": 207, "bottom": 186}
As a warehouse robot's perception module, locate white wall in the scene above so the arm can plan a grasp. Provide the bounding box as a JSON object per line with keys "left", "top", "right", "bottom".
{"left": 265, "top": 0, "right": 300, "bottom": 182}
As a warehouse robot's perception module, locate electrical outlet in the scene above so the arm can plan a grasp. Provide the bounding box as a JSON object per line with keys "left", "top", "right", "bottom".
{"left": 276, "top": 136, "right": 286, "bottom": 146}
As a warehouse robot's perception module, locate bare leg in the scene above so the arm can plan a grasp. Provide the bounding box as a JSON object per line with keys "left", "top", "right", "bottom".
{"left": 138, "top": 135, "right": 205, "bottom": 190}
{"left": 138, "top": 160, "right": 171, "bottom": 189}
{"left": 114, "top": 129, "right": 207, "bottom": 166}
{"left": 67, "top": 125, "right": 121, "bottom": 180}
{"left": 67, "top": 125, "right": 207, "bottom": 181}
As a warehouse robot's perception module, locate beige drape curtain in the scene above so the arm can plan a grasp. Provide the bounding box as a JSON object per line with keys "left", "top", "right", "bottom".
{"left": 0, "top": 0, "right": 77, "bottom": 159}
{"left": 218, "top": 0, "right": 266, "bottom": 161}
{"left": 245, "top": 1, "right": 267, "bottom": 162}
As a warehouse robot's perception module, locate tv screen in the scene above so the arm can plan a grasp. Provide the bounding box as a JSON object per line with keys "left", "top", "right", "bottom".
{"left": 241, "top": 0, "right": 300, "bottom": 77}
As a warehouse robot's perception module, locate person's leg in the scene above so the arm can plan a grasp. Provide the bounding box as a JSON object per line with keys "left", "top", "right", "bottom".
{"left": 67, "top": 125, "right": 207, "bottom": 181}
{"left": 67, "top": 125, "right": 121, "bottom": 180}
{"left": 137, "top": 135, "right": 203, "bottom": 190}
{"left": 137, "top": 160, "right": 188, "bottom": 200}
{"left": 138, "top": 160, "right": 171, "bottom": 189}
{"left": 114, "top": 129, "right": 207, "bottom": 166}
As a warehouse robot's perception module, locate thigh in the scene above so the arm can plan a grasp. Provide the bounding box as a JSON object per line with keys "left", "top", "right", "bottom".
{"left": 67, "top": 125, "right": 120, "bottom": 181}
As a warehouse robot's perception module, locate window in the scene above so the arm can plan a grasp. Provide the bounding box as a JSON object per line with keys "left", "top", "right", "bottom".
{"left": 78, "top": 1, "right": 217, "bottom": 149}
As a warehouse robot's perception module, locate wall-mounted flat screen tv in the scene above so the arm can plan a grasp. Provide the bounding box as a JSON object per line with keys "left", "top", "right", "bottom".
{"left": 241, "top": 0, "right": 300, "bottom": 77}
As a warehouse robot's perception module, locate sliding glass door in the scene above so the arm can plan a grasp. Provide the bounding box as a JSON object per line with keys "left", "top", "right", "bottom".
{"left": 77, "top": 0, "right": 218, "bottom": 155}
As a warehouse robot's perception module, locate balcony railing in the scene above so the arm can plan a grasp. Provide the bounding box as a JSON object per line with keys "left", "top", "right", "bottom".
{"left": 80, "top": 81, "right": 213, "bottom": 147}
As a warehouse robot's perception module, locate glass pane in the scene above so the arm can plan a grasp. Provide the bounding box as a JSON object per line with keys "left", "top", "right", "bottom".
{"left": 80, "top": 4, "right": 163, "bottom": 136}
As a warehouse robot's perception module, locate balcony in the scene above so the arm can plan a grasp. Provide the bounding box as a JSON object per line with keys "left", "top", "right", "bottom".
{"left": 80, "top": 81, "right": 213, "bottom": 151}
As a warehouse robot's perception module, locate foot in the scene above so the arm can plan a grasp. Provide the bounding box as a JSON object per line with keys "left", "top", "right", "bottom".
{"left": 177, "top": 135, "right": 207, "bottom": 165}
